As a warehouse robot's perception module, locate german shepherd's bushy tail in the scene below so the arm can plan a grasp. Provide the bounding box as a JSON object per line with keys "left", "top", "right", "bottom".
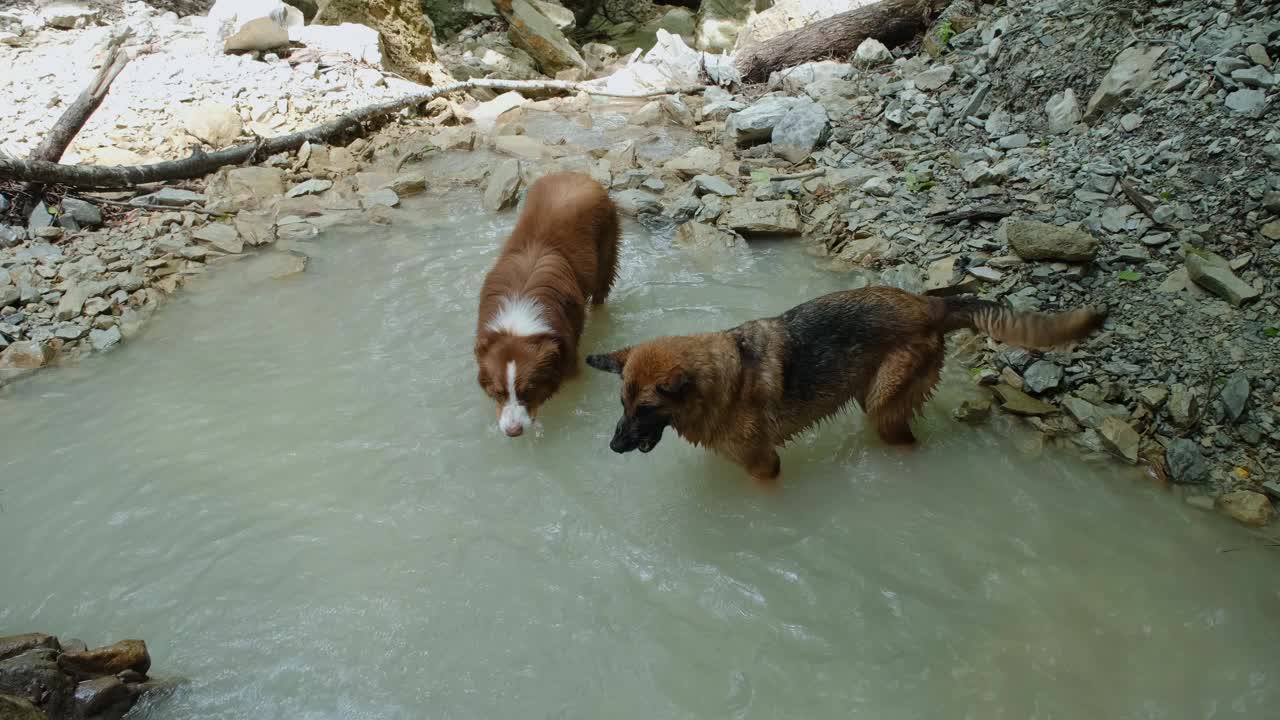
{"left": 933, "top": 295, "right": 1105, "bottom": 349}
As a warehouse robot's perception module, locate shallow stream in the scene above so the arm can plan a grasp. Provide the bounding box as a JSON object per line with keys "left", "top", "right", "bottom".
{"left": 2, "top": 178, "right": 1278, "bottom": 719}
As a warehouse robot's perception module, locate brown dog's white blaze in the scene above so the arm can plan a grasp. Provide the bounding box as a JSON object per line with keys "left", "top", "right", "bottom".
{"left": 486, "top": 296, "right": 552, "bottom": 437}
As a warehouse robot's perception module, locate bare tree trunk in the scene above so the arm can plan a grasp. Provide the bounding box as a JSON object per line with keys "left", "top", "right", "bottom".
{"left": 0, "top": 78, "right": 705, "bottom": 190}
{"left": 734, "top": 0, "right": 951, "bottom": 83}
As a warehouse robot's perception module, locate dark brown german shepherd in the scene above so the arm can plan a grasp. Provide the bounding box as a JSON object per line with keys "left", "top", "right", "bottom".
{"left": 587, "top": 286, "right": 1104, "bottom": 487}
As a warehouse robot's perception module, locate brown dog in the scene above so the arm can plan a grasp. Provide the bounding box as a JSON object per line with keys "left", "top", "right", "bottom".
{"left": 587, "top": 287, "right": 1104, "bottom": 485}
{"left": 475, "top": 171, "right": 620, "bottom": 437}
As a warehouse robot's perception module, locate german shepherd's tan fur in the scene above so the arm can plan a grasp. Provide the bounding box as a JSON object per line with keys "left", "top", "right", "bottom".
{"left": 588, "top": 287, "right": 1104, "bottom": 486}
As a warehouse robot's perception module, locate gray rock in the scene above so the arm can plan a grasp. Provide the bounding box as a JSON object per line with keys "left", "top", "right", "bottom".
{"left": 1185, "top": 253, "right": 1259, "bottom": 305}
{"left": 771, "top": 99, "right": 829, "bottom": 163}
{"left": 724, "top": 96, "right": 805, "bottom": 147}
{"left": 953, "top": 399, "right": 992, "bottom": 424}
{"left": 245, "top": 251, "right": 309, "bottom": 281}
{"left": 1220, "top": 371, "right": 1250, "bottom": 423}
{"left": 285, "top": 178, "right": 333, "bottom": 198}
{"left": 1022, "top": 360, "right": 1063, "bottom": 394}
{"left": 27, "top": 201, "right": 54, "bottom": 234}
{"left": 1165, "top": 438, "right": 1209, "bottom": 484}
{"left": 1224, "top": 88, "right": 1266, "bottom": 118}
{"left": 0, "top": 341, "right": 53, "bottom": 369}
{"left": 1230, "top": 66, "right": 1274, "bottom": 88}
{"left": 674, "top": 221, "right": 744, "bottom": 251}
{"left": 664, "top": 147, "right": 722, "bottom": 178}
{"left": 1084, "top": 46, "right": 1165, "bottom": 120}
{"left": 60, "top": 198, "right": 102, "bottom": 228}
{"left": 1045, "top": 89, "right": 1081, "bottom": 134}
{"left": 722, "top": 200, "right": 803, "bottom": 236}
{"left": 691, "top": 175, "right": 737, "bottom": 197}
{"left": 74, "top": 675, "right": 130, "bottom": 717}
{"left": 1246, "top": 44, "right": 1272, "bottom": 68}
{"left": 1098, "top": 416, "right": 1140, "bottom": 464}
{"left": 499, "top": 0, "right": 586, "bottom": 74}
{"left": 361, "top": 188, "right": 400, "bottom": 208}
{"left": 224, "top": 16, "right": 289, "bottom": 52}
{"left": 913, "top": 65, "right": 954, "bottom": 91}
{"left": 0, "top": 226, "right": 22, "bottom": 248}
{"left": 1167, "top": 384, "right": 1199, "bottom": 428}
{"left": 133, "top": 188, "right": 207, "bottom": 207}
{"left": 0, "top": 649, "right": 74, "bottom": 719}
{"left": 0, "top": 285, "right": 17, "bottom": 309}
{"left": 1002, "top": 219, "right": 1099, "bottom": 262}
{"left": 55, "top": 283, "right": 88, "bottom": 321}
{"left": 192, "top": 223, "right": 244, "bottom": 254}
{"left": 997, "top": 133, "right": 1029, "bottom": 150}
{"left": 53, "top": 322, "right": 86, "bottom": 340}
{"left": 612, "top": 190, "right": 663, "bottom": 217}
{"left": 660, "top": 94, "right": 694, "bottom": 127}
{"left": 181, "top": 101, "right": 243, "bottom": 147}
{"left": 854, "top": 37, "right": 892, "bottom": 66}
{"left": 89, "top": 326, "right": 122, "bottom": 352}
{"left": 1061, "top": 394, "right": 1127, "bottom": 429}
{"left": 482, "top": 159, "right": 521, "bottom": 212}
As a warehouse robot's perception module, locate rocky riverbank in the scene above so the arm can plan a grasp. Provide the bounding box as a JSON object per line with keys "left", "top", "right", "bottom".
{"left": 1, "top": 0, "right": 1277, "bottom": 528}
{"left": 0, "top": 633, "right": 170, "bottom": 720}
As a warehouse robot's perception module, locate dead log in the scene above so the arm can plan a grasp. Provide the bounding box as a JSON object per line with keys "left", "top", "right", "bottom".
{"left": 735, "top": 0, "right": 952, "bottom": 83}
{"left": 0, "top": 78, "right": 706, "bottom": 190}
{"left": 20, "top": 29, "right": 135, "bottom": 209}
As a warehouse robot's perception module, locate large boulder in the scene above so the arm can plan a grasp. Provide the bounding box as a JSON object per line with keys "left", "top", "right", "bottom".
{"left": 494, "top": 0, "right": 586, "bottom": 75}
{"left": 313, "top": 0, "right": 449, "bottom": 84}
{"left": 733, "top": 0, "right": 878, "bottom": 52}
{"left": 208, "top": 0, "right": 301, "bottom": 52}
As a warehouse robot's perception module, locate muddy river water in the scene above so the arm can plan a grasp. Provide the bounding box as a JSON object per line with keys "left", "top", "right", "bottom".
{"left": 1, "top": 179, "right": 1278, "bottom": 719}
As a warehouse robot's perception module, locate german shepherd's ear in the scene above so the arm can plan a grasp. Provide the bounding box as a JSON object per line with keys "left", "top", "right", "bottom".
{"left": 586, "top": 347, "right": 631, "bottom": 374}
{"left": 657, "top": 371, "right": 692, "bottom": 399}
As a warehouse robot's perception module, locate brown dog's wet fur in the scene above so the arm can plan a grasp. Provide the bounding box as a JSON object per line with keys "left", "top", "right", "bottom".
{"left": 588, "top": 287, "right": 1104, "bottom": 486}
{"left": 475, "top": 171, "right": 620, "bottom": 434}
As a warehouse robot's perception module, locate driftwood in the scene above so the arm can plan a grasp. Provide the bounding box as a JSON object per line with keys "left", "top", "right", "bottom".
{"left": 1119, "top": 177, "right": 1175, "bottom": 231}
{"left": 928, "top": 204, "right": 1016, "bottom": 224}
{"left": 0, "top": 78, "right": 706, "bottom": 190}
{"left": 20, "top": 29, "right": 135, "bottom": 208}
{"left": 735, "top": 0, "right": 952, "bottom": 83}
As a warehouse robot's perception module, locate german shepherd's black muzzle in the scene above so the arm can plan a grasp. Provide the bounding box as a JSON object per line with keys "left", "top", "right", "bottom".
{"left": 608, "top": 414, "right": 668, "bottom": 454}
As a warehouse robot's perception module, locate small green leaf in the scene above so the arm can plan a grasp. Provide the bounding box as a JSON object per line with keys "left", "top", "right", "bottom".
{"left": 1264, "top": 327, "right": 1279, "bottom": 338}
{"left": 750, "top": 170, "right": 772, "bottom": 184}
{"left": 1116, "top": 269, "right": 1143, "bottom": 282}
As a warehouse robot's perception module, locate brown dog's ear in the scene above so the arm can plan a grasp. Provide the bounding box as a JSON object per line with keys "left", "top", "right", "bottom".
{"left": 586, "top": 347, "right": 631, "bottom": 374}
{"left": 657, "top": 370, "right": 692, "bottom": 399}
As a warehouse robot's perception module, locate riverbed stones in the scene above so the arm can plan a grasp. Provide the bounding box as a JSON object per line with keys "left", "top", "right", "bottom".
{"left": 54, "top": 284, "right": 87, "bottom": 321}
{"left": 0, "top": 693, "right": 44, "bottom": 720}
{"left": 1184, "top": 254, "right": 1259, "bottom": 305}
{"left": 285, "top": 179, "right": 333, "bottom": 198}
{"left": 1045, "top": 89, "right": 1081, "bottom": 134}
{"left": 723, "top": 200, "right": 803, "bottom": 236}
{"left": 691, "top": 174, "right": 737, "bottom": 197}
{"left": 664, "top": 147, "right": 721, "bottom": 179}
{"left": 361, "top": 188, "right": 400, "bottom": 208}
{"left": 1084, "top": 46, "right": 1165, "bottom": 120}
{"left": 0, "top": 649, "right": 74, "bottom": 719}
{"left": 1098, "top": 416, "right": 1140, "bottom": 464}
{"left": 59, "top": 198, "right": 102, "bottom": 229}
{"left": 953, "top": 398, "right": 992, "bottom": 424}
{"left": 674, "top": 221, "right": 743, "bottom": 250}
{"left": 1165, "top": 438, "right": 1209, "bottom": 484}
{"left": 133, "top": 188, "right": 206, "bottom": 208}
{"left": 74, "top": 675, "right": 130, "bottom": 717}
{"left": 612, "top": 189, "right": 663, "bottom": 217}
{"left": 771, "top": 99, "right": 829, "bottom": 163}
{"left": 1215, "top": 490, "right": 1275, "bottom": 526}
{"left": 724, "top": 96, "right": 805, "bottom": 147}
{"left": 88, "top": 327, "right": 122, "bottom": 353}
{"left": 483, "top": 159, "right": 522, "bottom": 212}
{"left": 993, "top": 384, "right": 1057, "bottom": 416}
{"left": 245, "top": 251, "right": 309, "bottom": 281}
{"left": 58, "top": 640, "right": 149, "bottom": 678}
{"left": 1002, "top": 219, "right": 1098, "bottom": 262}
{"left": 1022, "top": 360, "right": 1063, "bottom": 394}
{"left": 193, "top": 224, "right": 243, "bottom": 254}
{"left": 0, "top": 635, "right": 57, "bottom": 663}
{"left": 1219, "top": 371, "right": 1250, "bottom": 423}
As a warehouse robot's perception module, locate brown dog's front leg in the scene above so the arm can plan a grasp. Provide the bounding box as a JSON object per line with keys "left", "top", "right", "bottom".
{"left": 743, "top": 448, "right": 782, "bottom": 490}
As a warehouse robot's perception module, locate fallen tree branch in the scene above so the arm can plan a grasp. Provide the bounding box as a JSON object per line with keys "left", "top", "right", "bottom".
{"left": 0, "top": 78, "right": 707, "bottom": 190}
{"left": 66, "top": 194, "right": 218, "bottom": 215}
{"left": 1119, "top": 177, "right": 1175, "bottom": 231}
{"left": 21, "top": 29, "right": 135, "bottom": 207}
{"left": 928, "top": 203, "right": 1017, "bottom": 224}
{"left": 735, "top": 0, "right": 952, "bottom": 83}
